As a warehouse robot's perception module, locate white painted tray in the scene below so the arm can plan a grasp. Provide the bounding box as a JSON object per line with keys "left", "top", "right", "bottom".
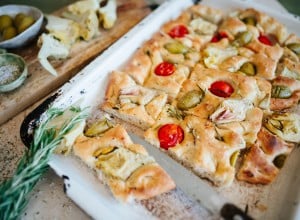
{"left": 21, "top": 0, "right": 300, "bottom": 219}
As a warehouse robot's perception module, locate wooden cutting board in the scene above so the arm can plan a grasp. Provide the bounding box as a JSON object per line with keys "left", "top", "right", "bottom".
{"left": 0, "top": 0, "right": 151, "bottom": 125}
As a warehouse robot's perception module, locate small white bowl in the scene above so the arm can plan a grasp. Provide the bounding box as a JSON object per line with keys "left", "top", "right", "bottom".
{"left": 0, "top": 5, "right": 44, "bottom": 49}
{"left": 0, "top": 52, "right": 27, "bottom": 92}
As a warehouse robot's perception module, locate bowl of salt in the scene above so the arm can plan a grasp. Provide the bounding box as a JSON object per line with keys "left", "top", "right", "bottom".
{"left": 0, "top": 52, "right": 27, "bottom": 92}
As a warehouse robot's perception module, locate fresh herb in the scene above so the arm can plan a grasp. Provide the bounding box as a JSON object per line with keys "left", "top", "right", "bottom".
{"left": 0, "top": 106, "right": 88, "bottom": 220}
{"left": 167, "top": 105, "right": 186, "bottom": 120}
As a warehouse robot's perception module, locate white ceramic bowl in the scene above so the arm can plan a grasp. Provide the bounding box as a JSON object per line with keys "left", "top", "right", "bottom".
{"left": 0, "top": 5, "right": 44, "bottom": 49}
{"left": 0, "top": 52, "right": 27, "bottom": 92}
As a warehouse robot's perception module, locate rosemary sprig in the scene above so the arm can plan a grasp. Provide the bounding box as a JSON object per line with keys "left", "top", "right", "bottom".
{"left": 0, "top": 106, "right": 88, "bottom": 220}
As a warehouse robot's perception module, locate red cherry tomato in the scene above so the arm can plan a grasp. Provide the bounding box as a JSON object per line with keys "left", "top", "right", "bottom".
{"left": 258, "top": 34, "right": 273, "bottom": 46}
{"left": 168, "top": 25, "right": 189, "bottom": 38}
{"left": 211, "top": 32, "right": 228, "bottom": 42}
{"left": 158, "top": 124, "right": 184, "bottom": 150}
{"left": 154, "top": 61, "right": 175, "bottom": 76}
{"left": 209, "top": 81, "right": 234, "bottom": 98}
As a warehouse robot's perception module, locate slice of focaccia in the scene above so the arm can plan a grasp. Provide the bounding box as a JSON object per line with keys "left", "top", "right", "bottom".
{"left": 102, "top": 71, "right": 168, "bottom": 130}
{"left": 237, "top": 128, "right": 294, "bottom": 184}
{"left": 73, "top": 125, "right": 175, "bottom": 202}
{"left": 144, "top": 105, "right": 245, "bottom": 186}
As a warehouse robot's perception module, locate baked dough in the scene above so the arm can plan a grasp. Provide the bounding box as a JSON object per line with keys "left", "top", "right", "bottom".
{"left": 144, "top": 106, "right": 245, "bottom": 186}
{"left": 73, "top": 125, "right": 175, "bottom": 202}
{"left": 237, "top": 128, "right": 294, "bottom": 184}
{"left": 102, "top": 71, "right": 168, "bottom": 130}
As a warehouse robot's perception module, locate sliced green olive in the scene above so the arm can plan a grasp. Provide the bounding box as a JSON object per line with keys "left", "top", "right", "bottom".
{"left": 164, "top": 42, "right": 188, "bottom": 54}
{"left": 230, "top": 151, "right": 239, "bottom": 166}
{"left": 239, "top": 62, "right": 257, "bottom": 76}
{"left": 271, "top": 85, "right": 292, "bottom": 99}
{"left": 264, "top": 117, "right": 283, "bottom": 131}
{"left": 232, "top": 31, "right": 253, "bottom": 47}
{"left": 93, "top": 146, "right": 118, "bottom": 158}
{"left": 242, "top": 17, "right": 257, "bottom": 26}
{"left": 85, "top": 119, "right": 113, "bottom": 137}
{"left": 286, "top": 43, "right": 300, "bottom": 55}
{"left": 273, "top": 154, "right": 287, "bottom": 169}
{"left": 177, "top": 89, "right": 204, "bottom": 110}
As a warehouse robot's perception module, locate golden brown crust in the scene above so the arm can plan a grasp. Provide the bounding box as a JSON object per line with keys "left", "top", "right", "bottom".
{"left": 189, "top": 4, "right": 224, "bottom": 24}
{"left": 237, "top": 128, "right": 294, "bottom": 184}
{"left": 108, "top": 163, "right": 175, "bottom": 202}
{"left": 102, "top": 71, "right": 168, "bottom": 130}
{"left": 270, "top": 76, "right": 300, "bottom": 111}
{"left": 74, "top": 125, "right": 175, "bottom": 202}
{"left": 219, "top": 17, "right": 247, "bottom": 39}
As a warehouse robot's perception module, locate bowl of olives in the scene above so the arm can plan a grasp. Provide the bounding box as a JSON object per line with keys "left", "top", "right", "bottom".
{"left": 0, "top": 5, "right": 44, "bottom": 48}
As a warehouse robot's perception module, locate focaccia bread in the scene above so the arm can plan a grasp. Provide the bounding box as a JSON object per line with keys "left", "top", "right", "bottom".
{"left": 237, "top": 128, "right": 294, "bottom": 184}
{"left": 144, "top": 105, "right": 245, "bottom": 186}
{"left": 73, "top": 124, "right": 175, "bottom": 202}
{"left": 101, "top": 3, "right": 300, "bottom": 187}
{"left": 102, "top": 71, "right": 168, "bottom": 130}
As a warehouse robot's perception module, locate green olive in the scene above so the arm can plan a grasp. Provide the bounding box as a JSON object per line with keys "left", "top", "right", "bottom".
{"left": 271, "top": 85, "right": 292, "bottom": 99}
{"left": 242, "top": 17, "right": 257, "bottom": 26}
{"left": 177, "top": 89, "right": 204, "bottom": 110}
{"left": 273, "top": 154, "right": 286, "bottom": 169}
{"left": 230, "top": 151, "right": 239, "bottom": 166}
{"left": 164, "top": 42, "right": 188, "bottom": 54}
{"left": 93, "top": 146, "right": 118, "bottom": 157}
{"left": 2, "top": 26, "right": 17, "bottom": 40}
{"left": 17, "top": 15, "right": 35, "bottom": 33}
{"left": 232, "top": 31, "right": 253, "bottom": 47}
{"left": 286, "top": 43, "right": 300, "bottom": 55}
{"left": 14, "top": 13, "right": 26, "bottom": 27}
{"left": 239, "top": 62, "right": 256, "bottom": 76}
{"left": 0, "top": 15, "right": 13, "bottom": 32}
{"left": 85, "top": 120, "right": 113, "bottom": 137}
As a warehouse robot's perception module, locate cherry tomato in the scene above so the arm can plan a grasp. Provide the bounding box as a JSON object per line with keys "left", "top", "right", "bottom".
{"left": 211, "top": 32, "right": 228, "bottom": 43}
{"left": 258, "top": 34, "right": 273, "bottom": 46}
{"left": 168, "top": 25, "right": 189, "bottom": 38}
{"left": 209, "top": 81, "right": 234, "bottom": 98}
{"left": 158, "top": 124, "right": 184, "bottom": 150}
{"left": 154, "top": 61, "right": 175, "bottom": 76}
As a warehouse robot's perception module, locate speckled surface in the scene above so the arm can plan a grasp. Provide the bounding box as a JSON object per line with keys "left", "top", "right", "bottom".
{"left": 0, "top": 100, "right": 90, "bottom": 219}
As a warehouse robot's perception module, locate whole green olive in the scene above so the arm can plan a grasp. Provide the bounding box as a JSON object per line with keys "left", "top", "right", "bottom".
{"left": 177, "top": 89, "right": 204, "bottom": 110}
{"left": 17, "top": 15, "right": 35, "bottom": 33}
{"left": 232, "top": 31, "right": 253, "bottom": 47}
{"left": 273, "top": 154, "right": 286, "bottom": 169}
{"left": 14, "top": 13, "right": 26, "bottom": 27}
{"left": 239, "top": 62, "right": 256, "bottom": 76}
{"left": 242, "top": 17, "right": 257, "bottom": 26}
{"left": 286, "top": 43, "right": 300, "bottom": 55}
{"left": 2, "top": 26, "right": 17, "bottom": 40}
{"left": 271, "top": 85, "right": 292, "bottom": 99}
{"left": 164, "top": 42, "right": 188, "bottom": 54}
{"left": 0, "top": 15, "right": 13, "bottom": 32}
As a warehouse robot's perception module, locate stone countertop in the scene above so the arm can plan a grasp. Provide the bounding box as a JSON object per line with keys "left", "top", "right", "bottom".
{"left": 0, "top": 0, "right": 296, "bottom": 219}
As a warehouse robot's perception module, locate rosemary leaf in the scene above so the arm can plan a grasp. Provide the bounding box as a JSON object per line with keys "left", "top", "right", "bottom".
{"left": 0, "top": 106, "right": 87, "bottom": 220}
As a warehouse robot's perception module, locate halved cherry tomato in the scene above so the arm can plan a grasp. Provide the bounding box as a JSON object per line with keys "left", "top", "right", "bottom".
{"left": 258, "top": 34, "right": 273, "bottom": 46}
{"left": 209, "top": 81, "right": 234, "bottom": 98}
{"left": 211, "top": 32, "right": 228, "bottom": 43}
{"left": 154, "top": 61, "right": 175, "bottom": 76}
{"left": 158, "top": 124, "right": 184, "bottom": 150}
{"left": 168, "top": 25, "right": 189, "bottom": 38}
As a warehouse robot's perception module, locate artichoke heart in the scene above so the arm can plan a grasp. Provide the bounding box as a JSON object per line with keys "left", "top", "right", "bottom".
{"left": 264, "top": 113, "right": 300, "bottom": 143}
{"left": 95, "top": 147, "right": 155, "bottom": 180}
{"left": 85, "top": 119, "right": 113, "bottom": 137}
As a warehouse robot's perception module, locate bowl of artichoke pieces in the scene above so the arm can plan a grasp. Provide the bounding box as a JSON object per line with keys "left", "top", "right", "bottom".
{"left": 0, "top": 4, "right": 43, "bottom": 48}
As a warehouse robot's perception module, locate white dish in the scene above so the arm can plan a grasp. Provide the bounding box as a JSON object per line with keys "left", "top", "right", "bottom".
{"left": 0, "top": 5, "right": 43, "bottom": 49}
{"left": 21, "top": 0, "right": 300, "bottom": 219}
